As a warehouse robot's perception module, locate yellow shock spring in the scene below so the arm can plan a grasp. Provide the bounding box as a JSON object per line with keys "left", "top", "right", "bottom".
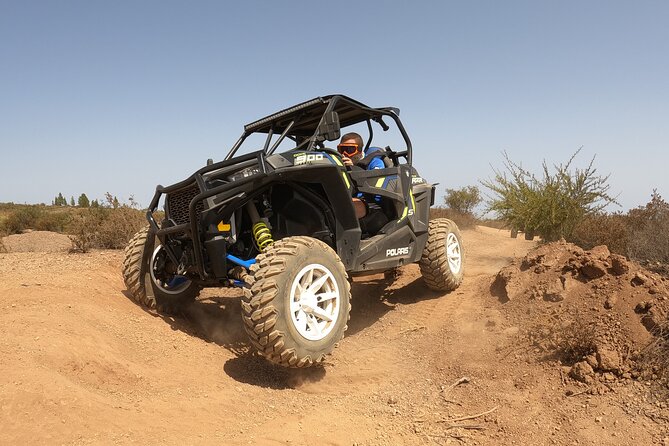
{"left": 252, "top": 221, "right": 274, "bottom": 251}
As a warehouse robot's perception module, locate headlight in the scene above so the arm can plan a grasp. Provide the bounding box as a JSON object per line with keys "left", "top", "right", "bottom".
{"left": 228, "top": 166, "right": 260, "bottom": 182}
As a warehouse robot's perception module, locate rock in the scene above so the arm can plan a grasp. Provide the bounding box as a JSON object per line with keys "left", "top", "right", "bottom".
{"left": 491, "top": 267, "right": 521, "bottom": 302}
{"left": 649, "top": 286, "right": 661, "bottom": 295}
{"left": 543, "top": 279, "right": 565, "bottom": 302}
{"left": 589, "top": 245, "right": 611, "bottom": 261}
{"left": 631, "top": 273, "right": 649, "bottom": 286}
{"left": 585, "top": 355, "right": 598, "bottom": 369}
{"left": 564, "top": 257, "right": 581, "bottom": 273}
{"left": 602, "top": 372, "right": 617, "bottom": 382}
{"left": 641, "top": 306, "right": 668, "bottom": 332}
{"left": 595, "top": 416, "right": 603, "bottom": 423}
{"left": 610, "top": 255, "right": 629, "bottom": 275}
{"left": 521, "top": 253, "right": 545, "bottom": 270}
{"left": 502, "top": 326, "right": 520, "bottom": 336}
{"left": 561, "top": 275, "right": 579, "bottom": 294}
{"left": 570, "top": 361, "right": 594, "bottom": 383}
{"left": 604, "top": 295, "right": 617, "bottom": 309}
{"left": 569, "top": 245, "right": 586, "bottom": 257}
{"left": 581, "top": 261, "right": 607, "bottom": 279}
{"left": 635, "top": 301, "right": 652, "bottom": 313}
{"left": 597, "top": 347, "right": 621, "bottom": 372}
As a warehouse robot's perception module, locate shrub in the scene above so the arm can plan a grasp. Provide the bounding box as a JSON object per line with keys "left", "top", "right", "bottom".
{"left": 569, "top": 212, "right": 629, "bottom": 254}
{"left": 528, "top": 311, "right": 597, "bottom": 364}
{"left": 568, "top": 191, "right": 669, "bottom": 264}
{"left": 35, "top": 211, "right": 72, "bottom": 233}
{"left": 481, "top": 150, "right": 618, "bottom": 241}
{"left": 68, "top": 210, "right": 103, "bottom": 253}
{"left": 639, "top": 321, "right": 669, "bottom": 392}
{"left": 67, "top": 206, "right": 146, "bottom": 251}
{"left": 1, "top": 206, "right": 45, "bottom": 234}
{"left": 627, "top": 190, "right": 669, "bottom": 263}
{"left": 444, "top": 186, "right": 481, "bottom": 215}
{"left": 96, "top": 207, "right": 146, "bottom": 249}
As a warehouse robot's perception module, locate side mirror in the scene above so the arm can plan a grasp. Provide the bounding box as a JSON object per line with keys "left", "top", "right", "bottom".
{"left": 317, "top": 111, "right": 340, "bottom": 142}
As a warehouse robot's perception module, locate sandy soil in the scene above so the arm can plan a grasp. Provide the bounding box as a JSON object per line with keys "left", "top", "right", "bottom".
{"left": 1, "top": 230, "right": 71, "bottom": 253}
{"left": 1, "top": 226, "right": 667, "bottom": 445}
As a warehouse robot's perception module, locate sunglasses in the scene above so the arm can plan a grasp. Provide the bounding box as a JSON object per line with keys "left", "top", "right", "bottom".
{"left": 337, "top": 143, "right": 361, "bottom": 157}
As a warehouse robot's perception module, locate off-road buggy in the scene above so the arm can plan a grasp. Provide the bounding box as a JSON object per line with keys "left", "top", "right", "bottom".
{"left": 122, "top": 95, "right": 465, "bottom": 368}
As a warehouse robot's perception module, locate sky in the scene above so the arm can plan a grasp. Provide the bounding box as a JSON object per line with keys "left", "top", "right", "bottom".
{"left": 1, "top": 0, "right": 667, "bottom": 211}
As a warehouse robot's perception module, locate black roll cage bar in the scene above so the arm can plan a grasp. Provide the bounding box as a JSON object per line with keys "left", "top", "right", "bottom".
{"left": 223, "top": 95, "right": 413, "bottom": 165}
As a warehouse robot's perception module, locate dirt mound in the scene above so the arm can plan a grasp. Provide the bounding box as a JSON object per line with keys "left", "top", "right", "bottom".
{"left": 492, "top": 240, "right": 669, "bottom": 386}
{"left": 1, "top": 230, "right": 72, "bottom": 253}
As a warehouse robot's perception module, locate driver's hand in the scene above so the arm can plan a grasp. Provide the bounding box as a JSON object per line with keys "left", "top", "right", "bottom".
{"left": 341, "top": 156, "right": 354, "bottom": 167}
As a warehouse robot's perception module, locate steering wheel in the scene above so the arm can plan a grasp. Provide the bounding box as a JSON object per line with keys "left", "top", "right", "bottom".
{"left": 315, "top": 146, "right": 343, "bottom": 158}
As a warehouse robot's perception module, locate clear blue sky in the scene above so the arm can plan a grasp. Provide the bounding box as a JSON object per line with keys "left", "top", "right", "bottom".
{"left": 1, "top": 1, "right": 667, "bottom": 210}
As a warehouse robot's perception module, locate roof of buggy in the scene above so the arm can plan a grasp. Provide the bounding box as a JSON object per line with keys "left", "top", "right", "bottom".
{"left": 243, "top": 95, "right": 395, "bottom": 137}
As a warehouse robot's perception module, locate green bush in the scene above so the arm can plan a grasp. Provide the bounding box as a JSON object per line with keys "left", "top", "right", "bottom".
{"left": 444, "top": 186, "right": 481, "bottom": 215}
{"left": 481, "top": 150, "right": 618, "bottom": 242}
{"left": 35, "top": 211, "right": 72, "bottom": 233}
{"left": 1, "top": 206, "right": 45, "bottom": 234}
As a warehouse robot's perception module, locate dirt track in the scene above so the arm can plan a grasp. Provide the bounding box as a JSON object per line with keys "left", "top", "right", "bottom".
{"left": 1, "top": 227, "right": 666, "bottom": 445}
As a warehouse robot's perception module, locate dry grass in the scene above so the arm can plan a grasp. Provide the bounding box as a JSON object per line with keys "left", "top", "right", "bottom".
{"left": 640, "top": 323, "right": 669, "bottom": 383}
{"left": 568, "top": 191, "right": 669, "bottom": 266}
{"left": 569, "top": 213, "right": 629, "bottom": 253}
{"left": 528, "top": 313, "right": 598, "bottom": 364}
{"left": 68, "top": 207, "right": 146, "bottom": 252}
{"left": 430, "top": 207, "right": 478, "bottom": 229}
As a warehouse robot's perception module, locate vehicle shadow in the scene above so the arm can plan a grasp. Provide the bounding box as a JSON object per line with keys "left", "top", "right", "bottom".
{"left": 120, "top": 272, "right": 442, "bottom": 388}
{"left": 123, "top": 290, "right": 326, "bottom": 390}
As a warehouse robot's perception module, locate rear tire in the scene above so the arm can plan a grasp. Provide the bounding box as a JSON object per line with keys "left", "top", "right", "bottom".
{"left": 419, "top": 218, "right": 465, "bottom": 291}
{"left": 241, "top": 236, "right": 351, "bottom": 368}
{"left": 122, "top": 226, "right": 200, "bottom": 314}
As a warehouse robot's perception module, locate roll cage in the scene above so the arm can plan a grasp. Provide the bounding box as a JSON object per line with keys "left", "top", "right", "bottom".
{"left": 224, "top": 94, "right": 413, "bottom": 165}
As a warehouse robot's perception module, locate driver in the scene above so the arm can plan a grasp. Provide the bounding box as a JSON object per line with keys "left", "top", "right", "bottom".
{"left": 337, "top": 132, "right": 389, "bottom": 234}
{"left": 337, "top": 132, "right": 385, "bottom": 170}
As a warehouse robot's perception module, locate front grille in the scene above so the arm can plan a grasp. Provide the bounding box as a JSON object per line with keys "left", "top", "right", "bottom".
{"left": 166, "top": 183, "right": 203, "bottom": 225}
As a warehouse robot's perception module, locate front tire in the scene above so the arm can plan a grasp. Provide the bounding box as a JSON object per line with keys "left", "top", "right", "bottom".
{"left": 419, "top": 218, "right": 465, "bottom": 291}
{"left": 241, "top": 236, "right": 351, "bottom": 368}
{"left": 122, "top": 226, "right": 200, "bottom": 314}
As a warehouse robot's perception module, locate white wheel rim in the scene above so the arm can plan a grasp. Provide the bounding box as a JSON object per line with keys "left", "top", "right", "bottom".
{"left": 150, "top": 246, "right": 192, "bottom": 295}
{"left": 446, "top": 233, "right": 462, "bottom": 274}
{"left": 289, "top": 263, "right": 340, "bottom": 341}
